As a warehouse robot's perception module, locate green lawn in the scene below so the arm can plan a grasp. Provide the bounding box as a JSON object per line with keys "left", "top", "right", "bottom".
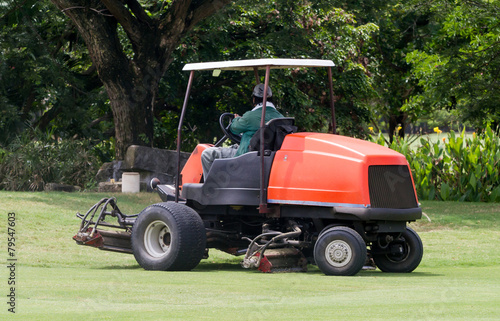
{"left": 1, "top": 192, "right": 499, "bottom": 320}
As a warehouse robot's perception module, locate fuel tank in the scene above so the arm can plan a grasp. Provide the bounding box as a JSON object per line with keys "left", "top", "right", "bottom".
{"left": 267, "top": 133, "right": 419, "bottom": 209}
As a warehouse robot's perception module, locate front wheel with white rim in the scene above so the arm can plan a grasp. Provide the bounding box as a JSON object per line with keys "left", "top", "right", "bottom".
{"left": 143, "top": 220, "right": 172, "bottom": 258}
{"left": 131, "top": 202, "right": 206, "bottom": 271}
{"left": 314, "top": 226, "right": 367, "bottom": 276}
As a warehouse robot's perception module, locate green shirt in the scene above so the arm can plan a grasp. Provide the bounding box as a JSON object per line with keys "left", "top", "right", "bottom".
{"left": 230, "top": 103, "right": 284, "bottom": 157}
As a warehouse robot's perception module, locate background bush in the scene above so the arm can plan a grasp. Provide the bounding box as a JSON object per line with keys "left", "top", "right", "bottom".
{"left": 371, "top": 126, "right": 500, "bottom": 202}
{"left": 2, "top": 126, "right": 498, "bottom": 201}
{"left": 0, "top": 131, "right": 102, "bottom": 191}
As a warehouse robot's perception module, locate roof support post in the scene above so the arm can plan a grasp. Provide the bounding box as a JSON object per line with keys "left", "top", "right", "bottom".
{"left": 259, "top": 65, "right": 271, "bottom": 214}
{"left": 176, "top": 70, "right": 195, "bottom": 202}
{"left": 327, "top": 66, "right": 336, "bottom": 134}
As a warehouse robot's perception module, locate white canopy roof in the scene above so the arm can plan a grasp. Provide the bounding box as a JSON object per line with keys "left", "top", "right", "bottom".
{"left": 182, "top": 58, "right": 335, "bottom": 71}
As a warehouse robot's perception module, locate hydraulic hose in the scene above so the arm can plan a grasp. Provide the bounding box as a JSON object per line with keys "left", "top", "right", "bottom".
{"left": 243, "top": 220, "right": 302, "bottom": 268}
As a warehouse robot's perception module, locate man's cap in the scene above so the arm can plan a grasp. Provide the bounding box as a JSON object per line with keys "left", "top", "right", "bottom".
{"left": 252, "top": 84, "right": 272, "bottom": 98}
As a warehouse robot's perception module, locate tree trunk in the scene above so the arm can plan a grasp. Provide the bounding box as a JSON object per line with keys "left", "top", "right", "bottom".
{"left": 106, "top": 78, "right": 155, "bottom": 159}
{"left": 50, "top": 0, "right": 230, "bottom": 158}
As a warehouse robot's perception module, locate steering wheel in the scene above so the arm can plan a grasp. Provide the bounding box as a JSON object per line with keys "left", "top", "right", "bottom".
{"left": 219, "top": 113, "right": 242, "bottom": 144}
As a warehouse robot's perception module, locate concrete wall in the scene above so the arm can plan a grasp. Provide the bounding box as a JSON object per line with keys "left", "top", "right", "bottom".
{"left": 96, "top": 145, "right": 191, "bottom": 191}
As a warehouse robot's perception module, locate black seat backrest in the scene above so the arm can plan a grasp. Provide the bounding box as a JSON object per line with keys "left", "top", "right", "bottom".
{"left": 248, "top": 117, "right": 296, "bottom": 152}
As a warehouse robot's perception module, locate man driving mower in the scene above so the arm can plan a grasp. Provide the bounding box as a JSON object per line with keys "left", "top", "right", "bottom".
{"left": 74, "top": 58, "right": 423, "bottom": 276}
{"left": 200, "top": 83, "right": 284, "bottom": 179}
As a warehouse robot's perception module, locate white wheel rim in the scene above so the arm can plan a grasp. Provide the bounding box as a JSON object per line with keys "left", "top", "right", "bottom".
{"left": 144, "top": 220, "right": 171, "bottom": 258}
{"left": 325, "top": 240, "right": 352, "bottom": 267}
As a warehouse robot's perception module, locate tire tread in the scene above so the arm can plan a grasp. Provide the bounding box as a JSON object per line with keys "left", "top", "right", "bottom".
{"left": 131, "top": 202, "right": 206, "bottom": 271}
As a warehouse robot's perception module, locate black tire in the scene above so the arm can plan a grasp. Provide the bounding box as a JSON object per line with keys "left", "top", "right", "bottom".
{"left": 313, "top": 226, "right": 367, "bottom": 276}
{"left": 372, "top": 227, "right": 423, "bottom": 273}
{"left": 131, "top": 202, "right": 206, "bottom": 271}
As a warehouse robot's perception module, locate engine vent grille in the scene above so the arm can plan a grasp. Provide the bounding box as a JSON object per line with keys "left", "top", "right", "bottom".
{"left": 368, "top": 165, "right": 418, "bottom": 209}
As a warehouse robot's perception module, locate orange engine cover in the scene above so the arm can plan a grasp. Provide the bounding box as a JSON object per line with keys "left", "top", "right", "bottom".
{"left": 180, "top": 144, "right": 212, "bottom": 187}
{"left": 267, "top": 133, "right": 415, "bottom": 208}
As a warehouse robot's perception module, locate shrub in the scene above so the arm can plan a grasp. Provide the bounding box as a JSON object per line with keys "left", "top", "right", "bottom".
{"left": 0, "top": 133, "right": 102, "bottom": 191}
{"left": 370, "top": 126, "right": 500, "bottom": 202}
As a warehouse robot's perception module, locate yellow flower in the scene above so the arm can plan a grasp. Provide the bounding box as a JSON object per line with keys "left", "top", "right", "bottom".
{"left": 397, "top": 126, "right": 402, "bottom": 131}
{"left": 433, "top": 127, "right": 440, "bottom": 133}
{"left": 368, "top": 126, "right": 374, "bottom": 133}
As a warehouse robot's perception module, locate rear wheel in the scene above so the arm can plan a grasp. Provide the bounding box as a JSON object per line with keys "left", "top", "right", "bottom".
{"left": 314, "top": 226, "right": 367, "bottom": 276}
{"left": 131, "top": 202, "right": 206, "bottom": 271}
{"left": 372, "top": 227, "right": 423, "bottom": 273}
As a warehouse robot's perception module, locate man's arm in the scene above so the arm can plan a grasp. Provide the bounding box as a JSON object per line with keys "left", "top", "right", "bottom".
{"left": 230, "top": 112, "right": 253, "bottom": 134}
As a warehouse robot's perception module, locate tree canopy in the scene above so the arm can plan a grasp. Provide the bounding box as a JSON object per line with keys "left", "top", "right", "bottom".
{"left": 0, "top": 0, "right": 107, "bottom": 146}
{"left": 46, "top": 0, "right": 233, "bottom": 158}
{"left": 157, "top": 0, "right": 378, "bottom": 151}
{"left": 404, "top": 0, "right": 500, "bottom": 130}
{"left": 1, "top": 0, "right": 499, "bottom": 160}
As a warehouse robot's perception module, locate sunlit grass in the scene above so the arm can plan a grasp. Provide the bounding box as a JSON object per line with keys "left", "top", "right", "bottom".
{"left": 1, "top": 192, "right": 499, "bottom": 320}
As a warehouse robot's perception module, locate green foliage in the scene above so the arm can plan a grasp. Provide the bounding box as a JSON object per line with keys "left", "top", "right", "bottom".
{"left": 3, "top": 0, "right": 499, "bottom": 162}
{"left": 370, "top": 126, "right": 500, "bottom": 202}
{"left": 404, "top": 0, "right": 500, "bottom": 130}
{"left": 0, "top": 0, "right": 111, "bottom": 148}
{"left": 333, "top": 0, "right": 435, "bottom": 139}
{"left": 0, "top": 130, "right": 102, "bottom": 191}
{"left": 158, "top": 0, "right": 379, "bottom": 150}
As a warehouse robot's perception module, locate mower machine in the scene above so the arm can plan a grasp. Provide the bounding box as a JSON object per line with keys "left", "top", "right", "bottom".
{"left": 74, "top": 59, "right": 423, "bottom": 276}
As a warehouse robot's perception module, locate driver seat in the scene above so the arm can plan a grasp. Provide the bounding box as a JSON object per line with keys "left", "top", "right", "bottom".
{"left": 181, "top": 117, "right": 296, "bottom": 206}
{"left": 181, "top": 151, "right": 275, "bottom": 206}
{"left": 248, "top": 117, "right": 296, "bottom": 152}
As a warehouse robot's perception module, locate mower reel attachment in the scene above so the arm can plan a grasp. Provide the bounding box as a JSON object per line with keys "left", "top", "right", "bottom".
{"left": 73, "top": 198, "right": 137, "bottom": 254}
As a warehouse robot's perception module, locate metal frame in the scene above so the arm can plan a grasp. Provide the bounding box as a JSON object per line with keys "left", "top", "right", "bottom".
{"left": 175, "top": 59, "right": 336, "bottom": 211}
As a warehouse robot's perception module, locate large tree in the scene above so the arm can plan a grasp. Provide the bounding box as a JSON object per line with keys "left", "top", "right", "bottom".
{"left": 154, "top": 0, "right": 378, "bottom": 150}
{"left": 405, "top": 0, "right": 500, "bottom": 131}
{"left": 331, "top": 0, "right": 434, "bottom": 141}
{"left": 49, "top": 0, "right": 231, "bottom": 158}
{"left": 1, "top": 0, "right": 108, "bottom": 146}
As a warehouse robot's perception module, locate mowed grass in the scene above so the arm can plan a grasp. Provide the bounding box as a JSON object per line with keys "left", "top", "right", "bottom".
{"left": 1, "top": 191, "right": 499, "bottom": 320}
